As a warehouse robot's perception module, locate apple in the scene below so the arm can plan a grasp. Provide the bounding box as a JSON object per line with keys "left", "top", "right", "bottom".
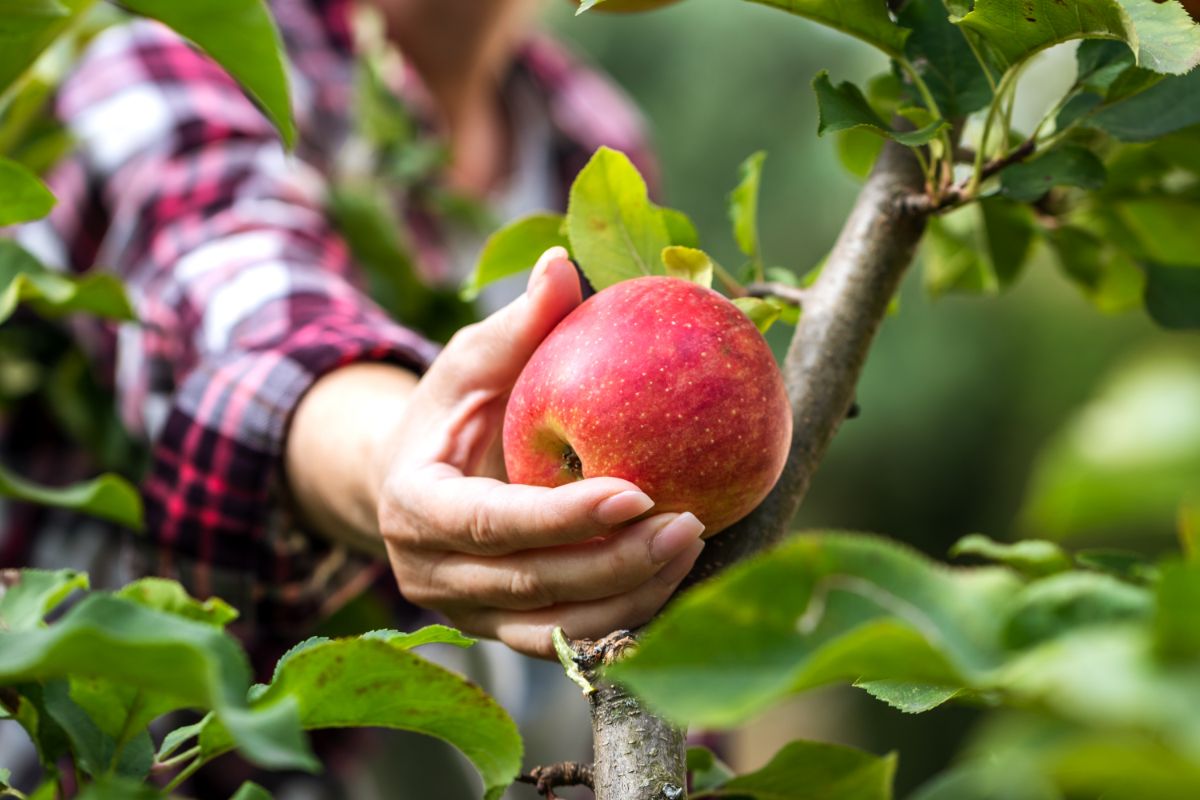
{"left": 503, "top": 275, "right": 792, "bottom": 536}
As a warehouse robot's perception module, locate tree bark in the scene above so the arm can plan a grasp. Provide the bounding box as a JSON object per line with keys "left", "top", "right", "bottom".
{"left": 586, "top": 139, "right": 929, "bottom": 799}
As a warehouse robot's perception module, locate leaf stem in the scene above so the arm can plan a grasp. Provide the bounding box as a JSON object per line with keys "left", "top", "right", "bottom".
{"left": 162, "top": 756, "right": 205, "bottom": 795}
{"left": 713, "top": 260, "right": 748, "bottom": 297}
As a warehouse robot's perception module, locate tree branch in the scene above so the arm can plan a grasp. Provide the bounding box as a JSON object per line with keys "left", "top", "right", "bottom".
{"left": 585, "top": 139, "right": 928, "bottom": 799}
{"left": 517, "top": 762, "right": 594, "bottom": 799}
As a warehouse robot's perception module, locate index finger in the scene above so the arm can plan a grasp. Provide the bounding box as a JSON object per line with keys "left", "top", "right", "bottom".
{"left": 385, "top": 463, "right": 656, "bottom": 555}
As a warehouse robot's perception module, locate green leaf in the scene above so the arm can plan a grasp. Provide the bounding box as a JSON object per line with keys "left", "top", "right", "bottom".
{"left": 661, "top": 246, "right": 714, "bottom": 289}
{"left": 608, "top": 533, "right": 1021, "bottom": 727}
{"left": 1019, "top": 351, "right": 1200, "bottom": 539}
{"left": 899, "top": 0, "right": 993, "bottom": 117}
{"left": 949, "top": 534, "right": 1073, "bottom": 578}
{"left": 1089, "top": 69, "right": 1200, "bottom": 140}
{"left": 745, "top": 0, "right": 910, "bottom": 56}
{"left": 1144, "top": 262, "right": 1200, "bottom": 329}
{"left": 836, "top": 128, "right": 885, "bottom": 179}
{"left": 999, "top": 146, "right": 1107, "bottom": 202}
{"left": 0, "top": 0, "right": 68, "bottom": 41}
{"left": 853, "top": 680, "right": 962, "bottom": 713}
{"left": 729, "top": 151, "right": 766, "bottom": 264}
{"left": 117, "top": 0, "right": 296, "bottom": 148}
{"left": 1114, "top": 0, "right": 1200, "bottom": 75}
{"left": 1045, "top": 225, "right": 1144, "bottom": 314}
{"left": 0, "top": 594, "right": 316, "bottom": 771}
{"left": 0, "top": 569, "right": 88, "bottom": 631}
{"left": 158, "top": 716, "right": 208, "bottom": 761}
{"left": 732, "top": 297, "right": 782, "bottom": 334}
{"left": 687, "top": 746, "right": 735, "bottom": 792}
{"left": 41, "top": 680, "right": 153, "bottom": 779}
{"left": 0, "top": 240, "right": 136, "bottom": 324}
{"left": 1115, "top": 198, "right": 1200, "bottom": 268}
{"left": 0, "top": 464, "right": 142, "bottom": 530}
{"left": 460, "top": 213, "right": 569, "bottom": 300}
{"left": 1075, "top": 549, "right": 1159, "bottom": 583}
{"left": 695, "top": 740, "right": 896, "bottom": 800}
{"left": 956, "top": 0, "right": 1131, "bottom": 70}
{"left": 1154, "top": 561, "right": 1200, "bottom": 662}
{"left": 1076, "top": 40, "right": 1136, "bottom": 95}
{"left": 0, "top": 0, "right": 90, "bottom": 96}
{"left": 813, "top": 72, "right": 945, "bottom": 146}
{"left": 923, "top": 198, "right": 1035, "bottom": 296}
{"left": 197, "top": 636, "right": 522, "bottom": 800}
{"left": 115, "top": 578, "right": 238, "bottom": 628}
{"left": 0, "top": 158, "right": 55, "bottom": 226}
{"left": 566, "top": 147, "right": 671, "bottom": 290}
{"left": 1002, "top": 572, "right": 1152, "bottom": 649}
{"left": 659, "top": 206, "right": 699, "bottom": 248}
{"left": 360, "top": 624, "right": 476, "bottom": 650}
{"left": 230, "top": 782, "right": 273, "bottom": 800}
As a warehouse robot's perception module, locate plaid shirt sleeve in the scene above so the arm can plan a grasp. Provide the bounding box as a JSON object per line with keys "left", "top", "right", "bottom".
{"left": 24, "top": 19, "right": 438, "bottom": 623}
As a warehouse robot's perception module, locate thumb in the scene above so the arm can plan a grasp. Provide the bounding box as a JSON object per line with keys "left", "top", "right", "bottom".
{"left": 431, "top": 247, "right": 581, "bottom": 395}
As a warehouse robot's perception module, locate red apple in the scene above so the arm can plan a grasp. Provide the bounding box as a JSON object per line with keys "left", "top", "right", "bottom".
{"left": 503, "top": 275, "right": 792, "bottom": 536}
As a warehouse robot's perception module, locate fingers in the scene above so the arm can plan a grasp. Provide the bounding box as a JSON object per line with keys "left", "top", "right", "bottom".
{"left": 426, "top": 247, "right": 581, "bottom": 399}
{"left": 412, "top": 512, "right": 706, "bottom": 610}
{"left": 388, "top": 465, "right": 657, "bottom": 555}
{"left": 465, "top": 540, "right": 706, "bottom": 659}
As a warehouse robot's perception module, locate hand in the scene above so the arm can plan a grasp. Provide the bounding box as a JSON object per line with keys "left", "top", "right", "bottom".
{"left": 376, "top": 248, "right": 706, "bottom": 658}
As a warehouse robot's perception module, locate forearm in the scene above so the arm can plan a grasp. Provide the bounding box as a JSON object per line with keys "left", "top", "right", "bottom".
{"left": 286, "top": 362, "right": 420, "bottom": 556}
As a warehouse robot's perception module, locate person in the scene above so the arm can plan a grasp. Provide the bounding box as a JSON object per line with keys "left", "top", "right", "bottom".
{"left": 6, "top": 0, "right": 707, "bottom": 661}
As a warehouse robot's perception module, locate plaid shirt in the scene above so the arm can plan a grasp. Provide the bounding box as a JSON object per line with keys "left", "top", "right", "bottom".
{"left": 3, "top": 0, "right": 655, "bottom": 645}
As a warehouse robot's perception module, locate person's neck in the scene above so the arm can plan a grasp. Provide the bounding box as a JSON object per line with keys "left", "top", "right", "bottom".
{"left": 374, "top": 0, "right": 535, "bottom": 194}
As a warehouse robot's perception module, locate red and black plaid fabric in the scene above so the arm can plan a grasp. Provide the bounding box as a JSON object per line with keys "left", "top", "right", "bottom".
{"left": 3, "top": 0, "right": 656, "bottom": 640}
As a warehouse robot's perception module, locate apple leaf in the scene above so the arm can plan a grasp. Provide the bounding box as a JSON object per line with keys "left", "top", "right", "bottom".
{"left": 0, "top": 463, "right": 142, "bottom": 531}
{"left": 115, "top": 578, "right": 238, "bottom": 628}
{"left": 899, "top": 0, "right": 993, "bottom": 118}
{"left": 692, "top": 740, "right": 896, "bottom": 799}
{"left": 998, "top": 145, "right": 1107, "bottom": 202}
{"left": 0, "top": 0, "right": 68, "bottom": 41}
{"left": 949, "top": 534, "right": 1074, "bottom": 578}
{"left": 732, "top": 297, "right": 782, "bottom": 334}
{"left": 1114, "top": 0, "right": 1200, "bottom": 76}
{"left": 922, "top": 198, "right": 1035, "bottom": 297}
{"left": 837, "top": 128, "right": 885, "bottom": 179}
{"left": 813, "top": 72, "right": 945, "bottom": 146}
{"left": 1089, "top": 69, "right": 1200, "bottom": 141}
{"left": 728, "top": 151, "right": 766, "bottom": 266}
{"left": 661, "top": 246, "right": 714, "bottom": 289}
{"left": 659, "top": 206, "right": 700, "bottom": 248}
{"left": 117, "top": 0, "right": 296, "bottom": 148}
{"left": 1115, "top": 198, "right": 1200, "bottom": 268}
{"left": 0, "top": 157, "right": 55, "bottom": 226}
{"left": 230, "top": 783, "right": 274, "bottom": 800}
{"left": 0, "top": 569, "right": 89, "bottom": 632}
{"left": 1076, "top": 40, "right": 1137, "bottom": 95}
{"left": 955, "top": 0, "right": 1131, "bottom": 71}
{"left": 0, "top": 0, "right": 89, "bottom": 96}
{"left": 460, "top": 213, "right": 569, "bottom": 300}
{"left": 853, "top": 680, "right": 962, "bottom": 714}
{"left": 1045, "top": 225, "right": 1144, "bottom": 314}
{"left": 567, "top": 146, "right": 671, "bottom": 291}
{"left": 196, "top": 635, "right": 523, "bottom": 800}
{"left": 688, "top": 747, "right": 735, "bottom": 792}
{"left": 1154, "top": 561, "right": 1200, "bottom": 662}
{"left": 745, "top": 0, "right": 910, "bottom": 57}
{"left": 1144, "top": 263, "right": 1200, "bottom": 329}
{"left": 0, "top": 240, "right": 136, "bottom": 324}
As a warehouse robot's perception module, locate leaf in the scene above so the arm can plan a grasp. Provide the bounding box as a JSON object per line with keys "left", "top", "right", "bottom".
{"left": 1045, "top": 225, "right": 1144, "bottom": 314}
{"left": 0, "top": 569, "right": 88, "bottom": 631}
{"left": 999, "top": 146, "right": 1106, "bottom": 202}
{"left": 158, "top": 716, "right": 208, "bottom": 761}
{"left": 0, "top": 464, "right": 142, "bottom": 531}
{"left": 1074, "top": 549, "right": 1159, "bottom": 583}
{"left": 1001, "top": 572, "right": 1152, "bottom": 649}
{"left": 733, "top": 297, "right": 782, "bottom": 334}
{"left": 1075, "top": 40, "right": 1136, "bottom": 95}
{"left": 837, "top": 128, "right": 885, "bottom": 179}
{"left": 744, "top": 0, "right": 910, "bottom": 56}
{"left": 361, "top": 624, "right": 476, "bottom": 650}
{"left": 813, "top": 72, "right": 944, "bottom": 146}
{"left": 687, "top": 746, "right": 735, "bottom": 792}
{"left": 460, "top": 213, "right": 569, "bottom": 300}
{"left": 0, "top": 241, "right": 137, "bottom": 324}
{"left": 1089, "top": 69, "right": 1200, "bottom": 140}
{"left": 1154, "top": 561, "right": 1200, "bottom": 662}
{"left": 729, "top": 151, "right": 766, "bottom": 263}
{"left": 230, "top": 782, "right": 274, "bottom": 800}
{"left": 854, "top": 680, "right": 962, "bottom": 713}
{"left": 41, "top": 680, "right": 153, "bottom": 779}
{"left": 608, "top": 533, "right": 1021, "bottom": 728}
{"left": 74, "top": 778, "right": 160, "bottom": 800}
{"left": 0, "top": 157, "right": 55, "bottom": 225}
{"left": 695, "top": 740, "right": 896, "bottom": 800}
{"left": 1114, "top": 0, "right": 1200, "bottom": 75}
{"left": 1115, "top": 198, "right": 1200, "bottom": 268}
{"left": 1144, "top": 263, "right": 1200, "bottom": 329}
{"left": 661, "top": 246, "right": 714, "bottom": 289}
{"left": 0, "top": 0, "right": 68, "bottom": 41}
{"left": 956, "top": 0, "right": 1131, "bottom": 70}
{"left": 1019, "top": 351, "right": 1200, "bottom": 539}
{"left": 0, "top": 0, "right": 90, "bottom": 96}
{"left": 115, "top": 578, "right": 238, "bottom": 628}
{"left": 566, "top": 147, "right": 671, "bottom": 291}
{"left": 949, "top": 534, "right": 1073, "bottom": 578}
{"left": 659, "top": 206, "right": 699, "bottom": 248}
{"left": 0, "top": 594, "right": 316, "bottom": 771}
{"left": 923, "top": 198, "right": 1035, "bottom": 296}
{"left": 899, "top": 0, "right": 993, "bottom": 117}
{"left": 197, "top": 636, "right": 522, "bottom": 800}
{"left": 117, "top": 0, "right": 296, "bottom": 148}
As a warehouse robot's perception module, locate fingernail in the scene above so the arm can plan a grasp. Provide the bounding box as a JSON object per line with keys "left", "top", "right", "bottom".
{"left": 595, "top": 490, "right": 655, "bottom": 526}
{"left": 529, "top": 248, "right": 570, "bottom": 294}
{"left": 658, "top": 539, "right": 705, "bottom": 583}
{"left": 650, "top": 512, "right": 706, "bottom": 563}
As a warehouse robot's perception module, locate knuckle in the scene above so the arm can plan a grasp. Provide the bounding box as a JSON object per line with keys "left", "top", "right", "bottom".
{"left": 469, "top": 502, "right": 502, "bottom": 553}
{"left": 506, "top": 568, "right": 553, "bottom": 609}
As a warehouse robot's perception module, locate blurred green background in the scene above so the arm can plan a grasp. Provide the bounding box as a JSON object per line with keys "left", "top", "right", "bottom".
{"left": 543, "top": 0, "right": 1195, "bottom": 791}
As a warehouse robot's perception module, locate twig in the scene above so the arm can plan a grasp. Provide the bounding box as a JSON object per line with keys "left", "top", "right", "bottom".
{"left": 745, "top": 281, "right": 807, "bottom": 307}
{"left": 517, "top": 763, "right": 594, "bottom": 799}
{"left": 901, "top": 137, "right": 1037, "bottom": 214}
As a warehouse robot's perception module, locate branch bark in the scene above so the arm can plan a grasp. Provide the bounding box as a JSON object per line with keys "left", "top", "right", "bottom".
{"left": 586, "top": 139, "right": 929, "bottom": 799}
